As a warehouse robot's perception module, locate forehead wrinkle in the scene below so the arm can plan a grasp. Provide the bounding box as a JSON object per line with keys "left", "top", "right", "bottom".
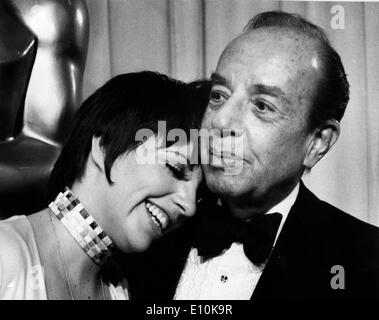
{"left": 219, "top": 28, "right": 322, "bottom": 119}
{"left": 216, "top": 58, "right": 294, "bottom": 112}
{"left": 236, "top": 28, "right": 321, "bottom": 66}
{"left": 211, "top": 71, "right": 237, "bottom": 91}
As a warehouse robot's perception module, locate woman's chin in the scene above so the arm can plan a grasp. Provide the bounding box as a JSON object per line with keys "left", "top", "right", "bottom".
{"left": 125, "top": 238, "right": 155, "bottom": 253}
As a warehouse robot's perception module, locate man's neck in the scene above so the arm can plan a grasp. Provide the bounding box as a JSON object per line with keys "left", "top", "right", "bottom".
{"left": 222, "top": 180, "right": 300, "bottom": 220}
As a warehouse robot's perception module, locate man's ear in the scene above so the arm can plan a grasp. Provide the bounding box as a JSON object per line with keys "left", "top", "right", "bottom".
{"left": 303, "top": 120, "right": 340, "bottom": 170}
{"left": 90, "top": 136, "right": 105, "bottom": 171}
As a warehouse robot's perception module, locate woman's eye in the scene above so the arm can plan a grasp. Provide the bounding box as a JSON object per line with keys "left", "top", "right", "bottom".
{"left": 166, "top": 163, "right": 186, "bottom": 179}
{"left": 196, "top": 181, "right": 209, "bottom": 203}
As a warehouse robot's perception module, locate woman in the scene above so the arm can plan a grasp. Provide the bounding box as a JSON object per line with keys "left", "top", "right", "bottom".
{"left": 0, "top": 71, "right": 210, "bottom": 299}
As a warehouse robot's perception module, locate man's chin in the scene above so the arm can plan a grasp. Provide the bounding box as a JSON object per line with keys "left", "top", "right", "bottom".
{"left": 205, "top": 176, "right": 246, "bottom": 198}
{"left": 203, "top": 165, "right": 252, "bottom": 196}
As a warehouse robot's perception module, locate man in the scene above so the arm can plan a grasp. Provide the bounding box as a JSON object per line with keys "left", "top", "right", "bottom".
{"left": 126, "top": 11, "right": 379, "bottom": 300}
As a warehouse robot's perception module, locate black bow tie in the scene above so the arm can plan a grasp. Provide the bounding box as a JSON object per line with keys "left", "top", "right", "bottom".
{"left": 193, "top": 203, "right": 282, "bottom": 266}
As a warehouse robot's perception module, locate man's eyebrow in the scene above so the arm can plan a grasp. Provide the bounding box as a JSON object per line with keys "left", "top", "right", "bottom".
{"left": 212, "top": 73, "right": 285, "bottom": 95}
{"left": 211, "top": 73, "right": 289, "bottom": 104}
{"left": 251, "top": 83, "right": 291, "bottom": 105}
{"left": 252, "top": 84, "right": 286, "bottom": 98}
{"left": 210, "top": 72, "right": 230, "bottom": 87}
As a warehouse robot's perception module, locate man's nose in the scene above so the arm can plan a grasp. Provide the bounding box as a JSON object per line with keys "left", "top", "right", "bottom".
{"left": 210, "top": 97, "right": 241, "bottom": 137}
{"left": 173, "top": 181, "right": 197, "bottom": 218}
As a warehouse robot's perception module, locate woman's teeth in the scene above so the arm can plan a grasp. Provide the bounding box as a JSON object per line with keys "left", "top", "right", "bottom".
{"left": 145, "top": 201, "right": 169, "bottom": 231}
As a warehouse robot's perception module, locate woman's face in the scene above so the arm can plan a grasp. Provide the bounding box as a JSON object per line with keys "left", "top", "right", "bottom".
{"left": 97, "top": 135, "right": 202, "bottom": 253}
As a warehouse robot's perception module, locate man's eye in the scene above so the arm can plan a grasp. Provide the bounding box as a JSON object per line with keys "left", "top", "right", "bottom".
{"left": 166, "top": 163, "right": 186, "bottom": 179}
{"left": 254, "top": 100, "right": 272, "bottom": 112}
{"left": 209, "top": 90, "right": 225, "bottom": 105}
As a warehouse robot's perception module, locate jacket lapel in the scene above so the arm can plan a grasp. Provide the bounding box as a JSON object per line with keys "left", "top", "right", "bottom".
{"left": 251, "top": 182, "right": 326, "bottom": 300}
{"left": 128, "top": 182, "right": 327, "bottom": 300}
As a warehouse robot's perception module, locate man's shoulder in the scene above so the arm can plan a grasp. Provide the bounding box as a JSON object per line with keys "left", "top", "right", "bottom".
{"left": 297, "top": 183, "right": 379, "bottom": 257}
{"left": 272, "top": 184, "right": 379, "bottom": 299}
{"left": 300, "top": 183, "right": 379, "bottom": 234}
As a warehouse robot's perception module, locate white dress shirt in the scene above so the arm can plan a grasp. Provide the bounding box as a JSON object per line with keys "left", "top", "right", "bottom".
{"left": 174, "top": 184, "right": 299, "bottom": 300}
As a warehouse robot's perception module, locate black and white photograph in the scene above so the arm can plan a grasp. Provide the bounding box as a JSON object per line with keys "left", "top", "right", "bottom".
{"left": 0, "top": 0, "right": 378, "bottom": 307}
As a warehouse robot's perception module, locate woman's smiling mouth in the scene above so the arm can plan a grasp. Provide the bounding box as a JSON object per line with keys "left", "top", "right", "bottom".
{"left": 145, "top": 201, "right": 170, "bottom": 232}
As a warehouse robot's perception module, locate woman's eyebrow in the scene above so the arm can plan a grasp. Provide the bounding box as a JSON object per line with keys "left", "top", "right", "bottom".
{"left": 165, "top": 150, "right": 190, "bottom": 164}
{"left": 166, "top": 151, "right": 200, "bottom": 173}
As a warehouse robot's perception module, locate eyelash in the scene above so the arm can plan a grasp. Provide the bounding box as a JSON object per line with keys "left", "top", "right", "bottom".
{"left": 209, "top": 90, "right": 227, "bottom": 106}
{"left": 166, "top": 162, "right": 186, "bottom": 179}
{"left": 196, "top": 181, "right": 209, "bottom": 203}
{"left": 210, "top": 89, "right": 274, "bottom": 111}
{"left": 252, "top": 99, "right": 274, "bottom": 113}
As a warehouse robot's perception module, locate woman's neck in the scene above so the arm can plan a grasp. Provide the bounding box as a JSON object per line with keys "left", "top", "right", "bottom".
{"left": 29, "top": 209, "right": 104, "bottom": 299}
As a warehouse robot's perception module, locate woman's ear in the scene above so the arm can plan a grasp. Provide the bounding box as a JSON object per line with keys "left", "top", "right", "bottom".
{"left": 90, "top": 136, "right": 105, "bottom": 171}
{"left": 303, "top": 120, "right": 340, "bottom": 170}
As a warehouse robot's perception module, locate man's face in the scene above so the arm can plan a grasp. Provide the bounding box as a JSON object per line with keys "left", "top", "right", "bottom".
{"left": 201, "top": 29, "right": 322, "bottom": 214}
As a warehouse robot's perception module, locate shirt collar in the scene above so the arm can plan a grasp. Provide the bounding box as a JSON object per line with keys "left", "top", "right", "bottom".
{"left": 216, "top": 183, "right": 299, "bottom": 217}
{"left": 267, "top": 183, "right": 300, "bottom": 245}
{"left": 215, "top": 183, "right": 300, "bottom": 246}
{"left": 267, "top": 183, "right": 299, "bottom": 215}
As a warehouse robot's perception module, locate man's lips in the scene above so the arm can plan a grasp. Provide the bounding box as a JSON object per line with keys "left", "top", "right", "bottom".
{"left": 210, "top": 148, "right": 236, "bottom": 158}
{"left": 209, "top": 148, "right": 244, "bottom": 167}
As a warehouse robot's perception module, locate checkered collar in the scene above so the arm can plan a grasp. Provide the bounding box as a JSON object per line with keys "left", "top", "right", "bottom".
{"left": 48, "top": 187, "right": 115, "bottom": 265}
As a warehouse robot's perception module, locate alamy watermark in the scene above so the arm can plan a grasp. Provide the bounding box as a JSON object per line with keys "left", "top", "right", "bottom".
{"left": 330, "top": 4, "right": 345, "bottom": 30}
{"left": 330, "top": 264, "right": 345, "bottom": 290}
{"left": 134, "top": 121, "right": 245, "bottom": 175}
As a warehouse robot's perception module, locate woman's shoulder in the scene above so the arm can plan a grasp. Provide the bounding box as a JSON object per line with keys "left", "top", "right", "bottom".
{"left": 0, "top": 215, "right": 46, "bottom": 298}
{"left": 0, "top": 215, "right": 36, "bottom": 253}
{"left": 0, "top": 215, "right": 33, "bottom": 252}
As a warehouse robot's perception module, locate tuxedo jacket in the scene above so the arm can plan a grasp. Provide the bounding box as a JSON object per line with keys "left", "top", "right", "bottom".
{"left": 123, "top": 182, "right": 379, "bottom": 300}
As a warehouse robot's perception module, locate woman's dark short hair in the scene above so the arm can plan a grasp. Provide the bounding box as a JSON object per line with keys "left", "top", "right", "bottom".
{"left": 48, "top": 71, "right": 210, "bottom": 201}
{"left": 244, "top": 11, "right": 350, "bottom": 130}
